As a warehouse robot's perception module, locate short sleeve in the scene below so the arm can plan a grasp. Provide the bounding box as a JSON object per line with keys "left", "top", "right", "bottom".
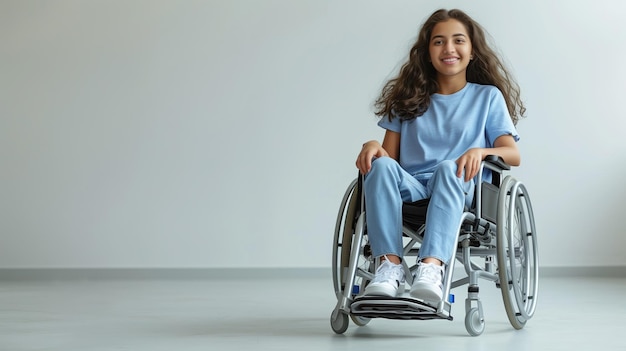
{"left": 377, "top": 115, "right": 402, "bottom": 133}
{"left": 486, "top": 89, "right": 520, "bottom": 146}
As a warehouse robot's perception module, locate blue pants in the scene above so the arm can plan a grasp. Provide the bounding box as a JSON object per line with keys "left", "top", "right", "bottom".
{"left": 363, "top": 157, "right": 475, "bottom": 265}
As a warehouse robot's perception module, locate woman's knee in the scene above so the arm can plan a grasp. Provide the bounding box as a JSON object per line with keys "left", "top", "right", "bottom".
{"left": 366, "top": 157, "right": 398, "bottom": 177}
{"left": 364, "top": 157, "right": 399, "bottom": 186}
{"left": 434, "top": 159, "right": 458, "bottom": 177}
{"left": 371, "top": 156, "right": 397, "bottom": 171}
{"left": 430, "top": 159, "right": 474, "bottom": 198}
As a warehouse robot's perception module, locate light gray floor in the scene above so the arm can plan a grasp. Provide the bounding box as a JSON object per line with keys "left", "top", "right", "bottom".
{"left": 1, "top": 272, "right": 625, "bottom": 351}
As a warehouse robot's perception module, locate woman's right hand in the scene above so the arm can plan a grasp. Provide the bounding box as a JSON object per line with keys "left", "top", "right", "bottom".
{"left": 355, "top": 140, "right": 388, "bottom": 174}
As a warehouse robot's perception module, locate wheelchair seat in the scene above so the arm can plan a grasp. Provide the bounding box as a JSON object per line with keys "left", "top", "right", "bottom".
{"left": 401, "top": 199, "right": 429, "bottom": 230}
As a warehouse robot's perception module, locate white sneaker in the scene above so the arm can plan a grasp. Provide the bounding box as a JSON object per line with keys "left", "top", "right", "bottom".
{"left": 410, "top": 262, "right": 444, "bottom": 302}
{"left": 364, "top": 259, "right": 405, "bottom": 297}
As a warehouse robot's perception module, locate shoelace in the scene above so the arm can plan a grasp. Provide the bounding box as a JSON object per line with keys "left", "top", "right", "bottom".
{"left": 417, "top": 264, "right": 443, "bottom": 287}
{"left": 373, "top": 261, "right": 404, "bottom": 283}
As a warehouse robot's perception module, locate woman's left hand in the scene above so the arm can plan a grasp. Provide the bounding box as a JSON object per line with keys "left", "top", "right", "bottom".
{"left": 456, "top": 148, "right": 485, "bottom": 182}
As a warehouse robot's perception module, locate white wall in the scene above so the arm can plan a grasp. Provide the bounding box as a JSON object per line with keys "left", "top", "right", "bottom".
{"left": 1, "top": 0, "right": 625, "bottom": 269}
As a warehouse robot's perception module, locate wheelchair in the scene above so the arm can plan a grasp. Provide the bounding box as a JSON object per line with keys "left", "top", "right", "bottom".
{"left": 330, "top": 156, "right": 538, "bottom": 336}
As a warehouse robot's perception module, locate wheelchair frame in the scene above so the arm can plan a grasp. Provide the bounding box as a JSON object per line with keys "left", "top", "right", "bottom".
{"left": 330, "top": 156, "right": 538, "bottom": 336}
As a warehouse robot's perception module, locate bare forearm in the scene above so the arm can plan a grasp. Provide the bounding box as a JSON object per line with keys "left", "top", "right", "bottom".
{"left": 482, "top": 146, "right": 520, "bottom": 166}
{"left": 483, "top": 135, "right": 520, "bottom": 166}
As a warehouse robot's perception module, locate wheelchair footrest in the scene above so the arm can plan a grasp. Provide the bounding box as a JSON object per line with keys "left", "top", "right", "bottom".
{"left": 350, "top": 296, "right": 453, "bottom": 321}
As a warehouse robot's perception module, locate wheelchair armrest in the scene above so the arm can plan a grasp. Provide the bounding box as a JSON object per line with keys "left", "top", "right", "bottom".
{"left": 484, "top": 155, "right": 510, "bottom": 171}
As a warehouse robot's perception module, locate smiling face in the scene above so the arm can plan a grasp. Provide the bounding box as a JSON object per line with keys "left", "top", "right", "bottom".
{"left": 428, "top": 19, "right": 473, "bottom": 87}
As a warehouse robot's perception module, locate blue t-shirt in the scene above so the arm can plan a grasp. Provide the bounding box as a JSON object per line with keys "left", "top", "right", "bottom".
{"left": 378, "top": 82, "right": 519, "bottom": 179}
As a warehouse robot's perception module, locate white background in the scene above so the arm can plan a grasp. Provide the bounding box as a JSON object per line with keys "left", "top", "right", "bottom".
{"left": 2, "top": 0, "right": 625, "bottom": 269}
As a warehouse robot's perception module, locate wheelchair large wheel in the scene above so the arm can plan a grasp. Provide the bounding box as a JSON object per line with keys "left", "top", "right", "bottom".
{"left": 496, "top": 176, "right": 539, "bottom": 330}
{"left": 331, "top": 178, "right": 373, "bottom": 329}
{"left": 332, "top": 178, "right": 358, "bottom": 296}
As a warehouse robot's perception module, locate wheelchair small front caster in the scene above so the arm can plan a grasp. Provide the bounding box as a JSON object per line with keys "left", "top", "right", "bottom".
{"left": 465, "top": 307, "right": 485, "bottom": 336}
{"left": 330, "top": 309, "right": 349, "bottom": 334}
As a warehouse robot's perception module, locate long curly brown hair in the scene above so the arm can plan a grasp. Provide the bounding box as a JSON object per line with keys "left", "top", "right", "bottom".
{"left": 375, "top": 9, "right": 525, "bottom": 125}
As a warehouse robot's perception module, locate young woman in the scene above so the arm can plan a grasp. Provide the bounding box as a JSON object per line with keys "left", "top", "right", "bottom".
{"left": 355, "top": 8, "right": 525, "bottom": 303}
